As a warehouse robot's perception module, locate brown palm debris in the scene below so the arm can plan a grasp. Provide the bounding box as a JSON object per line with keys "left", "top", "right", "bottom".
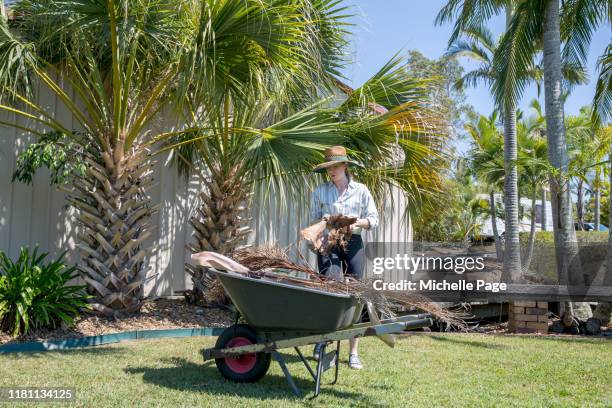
{"left": 228, "top": 245, "right": 467, "bottom": 329}
{"left": 324, "top": 215, "right": 357, "bottom": 255}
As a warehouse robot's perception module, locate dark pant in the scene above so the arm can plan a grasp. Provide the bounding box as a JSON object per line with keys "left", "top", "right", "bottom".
{"left": 317, "top": 235, "right": 365, "bottom": 281}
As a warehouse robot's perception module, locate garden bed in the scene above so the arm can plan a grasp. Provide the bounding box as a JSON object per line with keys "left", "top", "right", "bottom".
{"left": 0, "top": 298, "right": 233, "bottom": 345}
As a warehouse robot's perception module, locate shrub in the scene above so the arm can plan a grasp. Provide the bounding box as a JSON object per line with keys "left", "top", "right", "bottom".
{"left": 0, "top": 247, "right": 91, "bottom": 337}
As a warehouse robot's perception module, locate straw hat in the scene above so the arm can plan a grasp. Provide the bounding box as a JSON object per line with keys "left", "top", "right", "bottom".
{"left": 313, "top": 146, "right": 362, "bottom": 173}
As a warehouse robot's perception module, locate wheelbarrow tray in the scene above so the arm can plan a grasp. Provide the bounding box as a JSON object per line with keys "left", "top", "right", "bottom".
{"left": 208, "top": 269, "right": 362, "bottom": 332}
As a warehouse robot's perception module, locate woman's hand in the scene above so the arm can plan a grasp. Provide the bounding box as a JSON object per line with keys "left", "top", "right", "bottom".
{"left": 352, "top": 218, "right": 371, "bottom": 230}
{"left": 300, "top": 218, "right": 329, "bottom": 252}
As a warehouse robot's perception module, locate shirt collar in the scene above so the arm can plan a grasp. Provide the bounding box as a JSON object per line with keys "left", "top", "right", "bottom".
{"left": 327, "top": 177, "right": 356, "bottom": 192}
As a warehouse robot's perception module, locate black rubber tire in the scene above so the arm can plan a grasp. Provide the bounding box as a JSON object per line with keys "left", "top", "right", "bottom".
{"left": 214, "top": 324, "right": 271, "bottom": 383}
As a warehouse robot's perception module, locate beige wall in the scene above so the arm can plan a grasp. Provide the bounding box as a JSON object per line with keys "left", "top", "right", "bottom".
{"left": 0, "top": 85, "right": 412, "bottom": 296}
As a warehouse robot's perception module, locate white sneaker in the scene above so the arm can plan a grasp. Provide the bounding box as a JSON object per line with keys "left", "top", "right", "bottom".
{"left": 349, "top": 354, "right": 363, "bottom": 369}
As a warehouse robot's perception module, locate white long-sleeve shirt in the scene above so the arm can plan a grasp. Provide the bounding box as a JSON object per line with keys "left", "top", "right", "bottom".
{"left": 309, "top": 178, "right": 379, "bottom": 234}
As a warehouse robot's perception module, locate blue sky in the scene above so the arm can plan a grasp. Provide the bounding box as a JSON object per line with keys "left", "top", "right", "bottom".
{"left": 340, "top": 0, "right": 611, "bottom": 119}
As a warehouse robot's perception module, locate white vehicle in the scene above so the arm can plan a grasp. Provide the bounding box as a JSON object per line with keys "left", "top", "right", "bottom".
{"left": 477, "top": 193, "right": 553, "bottom": 238}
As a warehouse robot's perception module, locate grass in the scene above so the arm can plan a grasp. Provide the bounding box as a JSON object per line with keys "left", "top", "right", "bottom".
{"left": 0, "top": 333, "right": 610, "bottom": 407}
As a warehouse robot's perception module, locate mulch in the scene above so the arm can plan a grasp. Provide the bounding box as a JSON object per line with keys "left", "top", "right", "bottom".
{"left": 0, "top": 298, "right": 233, "bottom": 345}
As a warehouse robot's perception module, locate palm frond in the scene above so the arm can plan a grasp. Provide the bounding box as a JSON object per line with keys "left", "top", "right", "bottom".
{"left": 491, "top": 0, "right": 546, "bottom": 110}
{"left": 561, "top": 0, "right": 609, "bottom": 67}
{"left": 592, "top": 44, "right": 612, "bottom": 125}
{"left": 340, "top": 53, "right": 429, "bottom": 111}
{"left": 435, "top": 0, "right": 507, "bottom": 45}
{"left": 446, "top": 39, "right": 491, "bottom": 63}
{"left": 0, "top": 17, "right": 38, "bottom": 101}
{"left": 455, "top": 68, "right": 492, "bottom": 90}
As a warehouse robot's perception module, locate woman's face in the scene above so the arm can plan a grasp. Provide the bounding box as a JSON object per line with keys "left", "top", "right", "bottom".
{"left": 326, "top": 163, "right": 348, "bottom": 182}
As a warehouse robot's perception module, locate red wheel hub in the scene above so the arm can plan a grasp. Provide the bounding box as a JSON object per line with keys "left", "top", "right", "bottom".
{"left": 225, "top": 337, "right": 257, "bottom": 374}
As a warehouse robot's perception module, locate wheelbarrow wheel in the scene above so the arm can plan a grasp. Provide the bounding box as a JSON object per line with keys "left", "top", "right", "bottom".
{"left": 215, "top": 324, "right": 270, "bottom": 383}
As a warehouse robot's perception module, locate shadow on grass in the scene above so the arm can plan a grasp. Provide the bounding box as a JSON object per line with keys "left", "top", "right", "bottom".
{"left": 428, "top": 335, "right": 506, "bottom": 349}
{"left": 124, "top": 356, "right": 366, "bottom": 401}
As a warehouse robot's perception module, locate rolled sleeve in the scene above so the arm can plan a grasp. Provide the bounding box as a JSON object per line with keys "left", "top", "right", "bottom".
{"left": 362, "top": 188, "right": 379, "bottom": 230}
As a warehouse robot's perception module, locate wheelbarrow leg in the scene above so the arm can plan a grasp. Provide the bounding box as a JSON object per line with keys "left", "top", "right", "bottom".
{"left": 331, "top": 341, "right": 340, "bottom": 385}
{"left": 272, "top": 351, "right": 302, "bottom": 398}
{"left": 294, "top": 347, "right": 317, "bottom": 380}
{"left": 314, "top": 343, "right": 326, "bottom": 397}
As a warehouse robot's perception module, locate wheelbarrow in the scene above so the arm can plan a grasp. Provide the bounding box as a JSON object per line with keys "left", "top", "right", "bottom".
{"left": 201, "top": 268, "right": 434, "bottom": 397}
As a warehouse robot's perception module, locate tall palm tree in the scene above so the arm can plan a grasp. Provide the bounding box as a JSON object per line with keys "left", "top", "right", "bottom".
{"left": 493, "top": 0, "right": 609, "bottom": 321}
{"left": 592, "top": 126, "right": 612, "bottom": 230}
{"left": 526, "top": 100, "right": 550, "bottom": 231}
{"left": 517, "top": 112, "right": 549, "bottom": 273}
{"left": 437, "top": 1, "right": 524, "bottom": 282}
{"left": 444, "top": 21, "right": 586, "bottom": 284}
{"left": 561, "top": 1, "right": 611, "bottom": 125}
{"left": 566, "top": 108, "right": 607, "bottom": 230}
{"left": 0, "top": 0, "right": 368, "bottom": 317}
{"left": 596, "top": 125, "right": 612, "bottom": 325}
{"left": 466, "top": 112, "right": 505, "bottom": 260}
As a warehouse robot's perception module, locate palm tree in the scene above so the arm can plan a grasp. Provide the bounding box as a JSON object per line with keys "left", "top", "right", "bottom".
{"left": 437, "top": 2, "right": 524, "bottom": 282}
{"left": 444, "top": 24, "right": 583, "bottom": 283}
{"left": 517, "top": 112, "right": 549, "bottom": 273}
{"left": 466, "top": 113, "right": 505, "bottom": 260}
{"left": 561, "top": 1, "right": 611, "bottom": 126}
{"left": 0, "top": 0, "right": 366, "bottom": 317}
{"left": 566, "top": 108, "right": 608, "bottom": 231}
{"left": 493, "top": 0, "right": 609, "bottom": 321}
{"left": 180, "top": 52, "right": 450, "bottom": 303}
{"left": 596, "top": 125, "right": 612, "bottom": 325}
{"left": 526, "top": 100, "right": 550, "bottom": 232}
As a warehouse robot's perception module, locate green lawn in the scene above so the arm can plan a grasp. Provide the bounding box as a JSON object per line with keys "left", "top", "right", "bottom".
{"left": 0, "top": 334, "right": 610, "bottom": 407}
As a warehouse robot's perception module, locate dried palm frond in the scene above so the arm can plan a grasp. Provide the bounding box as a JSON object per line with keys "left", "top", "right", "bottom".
{"left": 324, "top": 215, "right": 357, "bottom": 255}
{"left": 233, "top": 245, "right": 316, "bottom": 275}
{"left": 214, "top": 245, "right": 468, "bottom": 329}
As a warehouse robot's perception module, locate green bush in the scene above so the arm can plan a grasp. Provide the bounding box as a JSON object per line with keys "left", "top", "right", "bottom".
{"left": 0, "top": 247, "right": 91, "bottom": 337}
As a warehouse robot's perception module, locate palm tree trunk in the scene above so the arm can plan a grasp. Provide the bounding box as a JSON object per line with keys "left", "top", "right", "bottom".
{"left": 594, "top": 171, "right": 601, "bottom": 231}
{"left": 523, "top": 188, "right": 538, "bottom": 274}
{"left": 541, "top": 187, "right": 547, "bottom": 231}
{"left": 68, "top": 148, "right": 157, "bottom": 318}
{"left": 543, "top": 0, "right": 590, "bottom": 323}
{"left": 185, "top": 164, "right": 252, "bottom": 305}
{"left": 576, "top": 178, "right": 584, "bottom": 230}
{"left": 501, "top": 2, "right": 521, "bottom": 283}
{"left": 490, "top": 191, "right": 503, "bottom": 261}
{"left": 502, "top": 103, "right": 522, "bottom": 282}
{"left": 593, "top": 146, "right": 612, "bottom": 325}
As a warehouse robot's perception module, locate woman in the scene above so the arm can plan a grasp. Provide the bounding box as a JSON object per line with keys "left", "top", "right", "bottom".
{"left": 309, "top": 146, "right": 379, "bottom": 370}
